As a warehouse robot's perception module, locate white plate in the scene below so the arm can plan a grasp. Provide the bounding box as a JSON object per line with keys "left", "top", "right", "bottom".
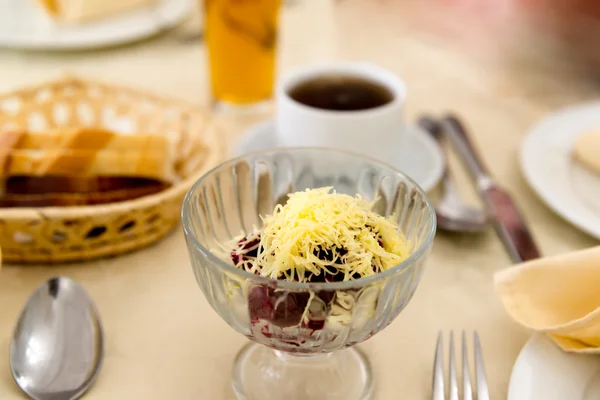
{"left": 235, "top": 120, "right": 444, "bottom": 193}
{"left": 508, "top": 334, "right": 600, "bottom": 400}
{"left": 0, "top": 0, "right": 193, "bottom": 50}
{"left": 520, "top": 102, "right": 600, "bottom": 239}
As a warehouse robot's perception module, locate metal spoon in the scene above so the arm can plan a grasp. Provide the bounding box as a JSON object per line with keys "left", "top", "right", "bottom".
{"left": 417, "top": 116, "right": 487, "bottom": 233}
{"left": 10, "top": 277, "right": 104, "bottom": 400}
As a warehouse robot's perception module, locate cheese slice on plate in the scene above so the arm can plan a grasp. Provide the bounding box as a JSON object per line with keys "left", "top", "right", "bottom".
{"left": 573, "top": 130, "right": 600, "bottom": 176}
{"left": 35, "top": 0, "right": 158, "bottom": 22}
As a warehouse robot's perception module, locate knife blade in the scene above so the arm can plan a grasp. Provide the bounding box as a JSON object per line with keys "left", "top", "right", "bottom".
{"left": 440, "top": 114, "right": 541, "bottom": 262}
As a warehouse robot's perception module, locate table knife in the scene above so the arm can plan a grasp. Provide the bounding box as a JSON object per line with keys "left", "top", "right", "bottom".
{"left": 440, "top": 114, "right": 541, "bottom": 262}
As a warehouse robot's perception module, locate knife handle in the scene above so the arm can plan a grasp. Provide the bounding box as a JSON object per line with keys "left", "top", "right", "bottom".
{"left": 483, "top": 186, "right": 542, "bottom": 262}
{"left": 441, "top": 114, "right": 492, "bottom": 189}
{"left": 441, "top": 113, "right": 541, "bottom": 263}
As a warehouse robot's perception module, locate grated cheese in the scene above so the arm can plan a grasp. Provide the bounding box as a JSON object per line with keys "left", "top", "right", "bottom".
{"left": 234, "top": 187, "right": 410, "bottom": 282}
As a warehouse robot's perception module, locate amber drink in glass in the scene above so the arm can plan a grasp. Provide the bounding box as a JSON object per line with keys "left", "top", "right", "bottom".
{"left": 204, "top": 0, "right": 281, "bottom": 108}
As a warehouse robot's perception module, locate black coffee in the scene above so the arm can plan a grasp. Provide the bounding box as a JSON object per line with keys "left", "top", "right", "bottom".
{"left": 288, "top": 75, "right": 394, "bottom": 111}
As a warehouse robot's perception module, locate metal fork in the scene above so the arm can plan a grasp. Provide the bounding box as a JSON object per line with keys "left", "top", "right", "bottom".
{"left": 433, "top": 331, "right": 490, "bottom": 400}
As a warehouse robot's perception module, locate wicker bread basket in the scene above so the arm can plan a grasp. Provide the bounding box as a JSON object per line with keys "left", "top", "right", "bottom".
{"left": 0, "top": 77, "right": 223, "bottom": 264}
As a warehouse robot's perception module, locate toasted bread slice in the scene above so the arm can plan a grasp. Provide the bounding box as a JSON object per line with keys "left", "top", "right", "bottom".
{"left": 0, "top": 131, "right": 23, "bottom": 172}
{"left": 6, "top": 175, "right": 163, "bottom": 194}
{"left": 3, "top": 128, "right": 173, "bottom": 152}
{"left": 0, "top": 183, "right": 168, "bottom": 207}
{"left": 3, "top": 149, "right": 177, "bottom": 182}
{"left": 0, "top": 128, "right": 178, "bottom": 182}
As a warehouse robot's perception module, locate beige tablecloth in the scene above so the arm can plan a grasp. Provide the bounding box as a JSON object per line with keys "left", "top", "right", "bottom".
{"left": 0, "top": 1, "right": 598, "bottom": 398}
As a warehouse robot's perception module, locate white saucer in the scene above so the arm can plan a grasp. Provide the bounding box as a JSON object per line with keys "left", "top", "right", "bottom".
{"left": 520, "top": 102, "right": 600, "bottom": 239}
{"left": 508, "top": 334, "right": 600, "bottom": 400}
{"left": 0, "top": 0, "right": 193, "bottom": 51}
{"left": 235, "top": 120, "right": 444, "bottom": 193}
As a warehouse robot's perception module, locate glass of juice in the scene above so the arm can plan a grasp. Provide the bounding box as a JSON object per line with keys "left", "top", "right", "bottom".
{"left": 204, "top": 0, "right": 282, "bottom": 109}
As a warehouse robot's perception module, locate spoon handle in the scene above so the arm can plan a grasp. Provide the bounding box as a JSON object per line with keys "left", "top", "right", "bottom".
{"left": 417, "top": 116, "right": 454, "bottom": 194}
{"left": 417, "top": 116, "right": 443, "bottom": 143}
{"left": 440, "top": 115, "right": 491, "bottom": 186}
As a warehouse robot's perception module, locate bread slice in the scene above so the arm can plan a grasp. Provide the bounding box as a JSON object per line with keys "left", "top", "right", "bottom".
{"left": 0, "top": 127, "right": 182, "bottom": 205}
{"left": 5, "top": 128, "right": 172, "bottom": 152}
{"left": 4, "top": 149, "right": 177, "bottom": 182}
{"left": 0, "top": 183, "right": 168, "bottom": 207}
{"left": 0, "top": 128, "right": 178, "bottom": 183}
{"left": 0, "top": 131, "right": 22, "bottom": 172}
{"left": 35, "top": 0, "right": 158, "bottom": 22}
{"left": 573, "top": 130, "right": 600, "bottom": 176}
{"left": 6, "top": 175, "right": 163, "bottom": 194}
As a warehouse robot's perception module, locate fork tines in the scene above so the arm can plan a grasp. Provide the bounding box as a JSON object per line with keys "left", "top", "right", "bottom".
{"left": 433, "top": 331, "right": 489, "bottom": 400}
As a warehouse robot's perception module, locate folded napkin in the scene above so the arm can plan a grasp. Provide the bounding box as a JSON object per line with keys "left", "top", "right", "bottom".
{"left": 495, "top": 246, "right": 600, "bottom": 354}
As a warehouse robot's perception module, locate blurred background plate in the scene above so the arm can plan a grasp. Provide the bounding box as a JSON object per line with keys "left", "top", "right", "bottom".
{"left": 0, "top": 0, "right": 194, "bottom": 51}
{"left": 520, "top": 102, "right": 600, "bottom": 240}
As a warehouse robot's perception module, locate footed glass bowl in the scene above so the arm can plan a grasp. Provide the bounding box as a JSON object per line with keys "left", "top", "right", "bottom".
{"left": 182, "top": 148, "right": 436, "bottom": 400}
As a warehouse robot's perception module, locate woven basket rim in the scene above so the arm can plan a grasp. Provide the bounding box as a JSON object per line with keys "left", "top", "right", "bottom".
{"left": 0, "top": 75, "right": 222, "bottom": 220}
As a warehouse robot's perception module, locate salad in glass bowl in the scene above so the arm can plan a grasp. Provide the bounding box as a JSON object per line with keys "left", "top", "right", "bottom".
{"left": 182, "top": 148, "right": 436, "bottom": 400}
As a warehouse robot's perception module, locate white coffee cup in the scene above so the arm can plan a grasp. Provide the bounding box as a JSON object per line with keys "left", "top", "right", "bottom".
{"left": 275, "top": 62, "right": 406, "bottom": 164}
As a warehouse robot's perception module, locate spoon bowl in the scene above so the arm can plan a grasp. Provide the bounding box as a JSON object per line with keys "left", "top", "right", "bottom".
{"left": 418, "top": 116, "right": 487, "bottom": 233}
{"left": 10, "top": 276, "right": 103, "bottom": 400}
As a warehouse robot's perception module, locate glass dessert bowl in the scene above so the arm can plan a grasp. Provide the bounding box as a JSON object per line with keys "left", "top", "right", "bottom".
{"left": 182, "top": 148, "right": 436, "bottom": 400}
